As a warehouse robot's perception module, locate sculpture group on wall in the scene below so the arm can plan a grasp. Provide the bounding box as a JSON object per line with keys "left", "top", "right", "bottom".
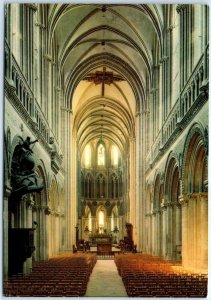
{"left": 11, "top": 137, "right": 43, "bottom": 196}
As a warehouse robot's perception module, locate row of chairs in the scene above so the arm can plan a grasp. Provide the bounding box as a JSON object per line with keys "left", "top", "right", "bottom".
{"left": 4, "top": 253, "right": 97, "bottom": 297}
{"left": 114, "top": 253, "right": 208, "bottom": 297}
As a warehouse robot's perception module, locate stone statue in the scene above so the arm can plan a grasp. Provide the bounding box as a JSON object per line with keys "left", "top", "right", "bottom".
{"left": 11, "top": 137, "right": 43, "bottom": 195}
{"left": 22, "top": 136, "right": 38, "bottom": 153}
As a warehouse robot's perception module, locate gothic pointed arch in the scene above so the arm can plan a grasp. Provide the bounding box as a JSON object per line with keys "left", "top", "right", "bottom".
{"left": 182, "top": 123, "right": 207, "bottom": 194}
{"left": 164, "top": 153, "right": 180, "bottom": 202}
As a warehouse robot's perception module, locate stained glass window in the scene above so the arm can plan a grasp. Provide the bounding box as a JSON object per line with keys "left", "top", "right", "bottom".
{"left": 84, "top": 144, "right": 91, "bottom": 167}
{"left": 88, "top": 211, "right": 92, "bottom": 231}
{"left": 111, "top": 145, "right": 118, "bottom": 165}
{"left": 98, "top": 144, "right": 105, "bottom": 165}
{"left": 99, "top": 210, "right": 104, "bottom": 227}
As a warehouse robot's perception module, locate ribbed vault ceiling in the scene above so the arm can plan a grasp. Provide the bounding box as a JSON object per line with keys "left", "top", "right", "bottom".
{"left": 47, "top": 4, "right": 164, "bottom": 152}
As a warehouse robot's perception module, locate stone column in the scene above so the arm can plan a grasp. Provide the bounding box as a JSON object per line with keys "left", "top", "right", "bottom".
{"left": 25, "top": 194, "right": 34, "bottom": 227}
{"left": 91, "top": 216, "right": 96, "bottom": 235}
{"left": 77, "top": 218, "right": 82, "bottom": 241}
{"left": 44, "top": 205, "right": 50, "bottom": 260}
{"left": 161, "top": 203, "right": 167, "bottom": 259}
{"left": 175, "top": 203, "right": 182, "bottom": 261}
{"left": 3, "top": 184, "right": 12, "bottom": 279}
{"left": 118, "top": 215, "right": 124, "bottom": 241}
{"left": 166, "top": 202, "right": 173, "bottom": 259}
{"left": 70, "top": 132, "right": 77, "bottom": 247}
{"left": 40, "top": 207, "right": 47, "bottom": 260}
{"left": 192, "top": 194, "right": 198, "bottom": 269}
{"left": 177, "top": 5, "right": 185, "bottom": 88}
{"left": 32, "top": 206, "right": 38, "bottom": 261}
{"left": 61, "top": 107, "right": 72, "bottom": 250}
{"left": 148, "top": 214, "right": 152, "bottom": 253}
{"left": 140, "top": 111, "right": 148, "bottom": 252}
{"left": 107, "top": 215, "right": 112, "bottom": 234}
{"left": 156, "top": 210, "right": 162, "bottom": 256}
{"left": 11, "top": 4, "right": 21, "bottom": 61}
{"left": 23, "top": 194, "right": 35, "bottom": 275}
{"left": 151, "top": 211, "right": 155, "bottom": 255}
{"left": 135, "top": 112, "right": 140, "bottom": 249}
{"left": 129, "top": 137, "right": 136, "bottom": 235}
{"left": 179, "top": 195, "right": 189, "bottom": 269}
{"left": 199, "top": 193, "right": 208, "bottom": 270}
{"left": 186, "top": 194, "right": 196, "bottom": 269}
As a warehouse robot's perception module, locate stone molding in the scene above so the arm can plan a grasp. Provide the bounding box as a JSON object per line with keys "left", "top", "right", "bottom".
{"left": 179, "top": 192, "right": 208, "bottom": 205}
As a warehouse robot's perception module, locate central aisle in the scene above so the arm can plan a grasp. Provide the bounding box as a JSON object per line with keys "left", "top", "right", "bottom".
{"left": 85, "top": 260, "right": 128, "bottom": 297}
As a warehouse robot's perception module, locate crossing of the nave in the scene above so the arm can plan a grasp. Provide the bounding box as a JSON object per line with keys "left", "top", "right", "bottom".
{"left": 4, "top": 3, "right": 209, "bottom": 297}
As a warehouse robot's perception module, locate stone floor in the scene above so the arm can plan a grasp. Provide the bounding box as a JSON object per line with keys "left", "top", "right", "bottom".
{"left": 85, "top": 260, "right": 128, "bottom": 297}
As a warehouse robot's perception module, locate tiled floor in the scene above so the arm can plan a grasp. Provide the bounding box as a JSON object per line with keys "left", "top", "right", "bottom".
{"left": 85, "top": 260, "right": 127, "bottom": 297}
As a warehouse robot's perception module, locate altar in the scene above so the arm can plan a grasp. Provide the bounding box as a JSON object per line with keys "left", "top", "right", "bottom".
{"left": 97, "top": 243, "right": 112, "bottom": 252}
{"left": 90, "top": 234, "right": 112, "bottom": 245}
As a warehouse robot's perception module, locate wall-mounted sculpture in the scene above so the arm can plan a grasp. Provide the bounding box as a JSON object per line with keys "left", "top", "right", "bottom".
{"left": 11, "top": 137, "right": 44, "bottom": 195}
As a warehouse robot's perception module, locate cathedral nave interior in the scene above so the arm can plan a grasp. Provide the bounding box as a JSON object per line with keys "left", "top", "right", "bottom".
{"left": 3, "top": 3, "right": 209, "bottom": 297}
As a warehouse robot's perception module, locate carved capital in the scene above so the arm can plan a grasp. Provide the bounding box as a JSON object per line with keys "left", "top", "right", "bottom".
{"left": 25, "top": 197, "right": 35, "bottom": 209}
{"left": 4, "top": 184, "right": 12, "bottom": 198}
{"left": 188, "top": 193, "right": 198, "bottom": 201}
{"left": 161, "top": 203, "right": 167, "bottom": 209}
{"left": 49, "top": 137, "right": 54, "bottom": 144}
{"left": 203, "top": 180, "right": 208, "bottom": 192}
{"left": 44, "top": 54, "right": 52, "bottom": 62}
{"left": 176, "top": 4, "right": 188, "bottom": 14}
{"left": 160, "top": 198, "right": 166, "bottom": 208}
{"left": 179, "top": 195, "right": 188, "bottom": 205}
{"left": 35, "top": 22, "right": 45, "bottom": 29}
{"left": 61, "top": 107, "right": 72, "bottom": 114}
{"left": 175, "top": 201, "right": 181, "bottom": 208}
{"left": 152, "top": 64, "right": 160, "bottom": 69}
{"left": 159, "top": 56, "right": 169, "bottom": 64}
{"left": 141, "top": 110, "right": 150, "bottom": 115}
{"left": 26, "top": 4, "right": 37, "bottom": 12}
{"left": 197, "top": 192, "right": 208, "bottom": 202}
{"left": 55, "top": 86, "right": 61, "bottom": 92}
{"left": 44, "top": 206, "right": 51, "bottom": 215}
{"left": 150, "top": 88, "right": 158, "bottom": 94}
{"left": 145, "top": 212, "right": 151, "bottom": 217}
{"left": 166, "top": 25, "right": 175, "bottom": 33}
